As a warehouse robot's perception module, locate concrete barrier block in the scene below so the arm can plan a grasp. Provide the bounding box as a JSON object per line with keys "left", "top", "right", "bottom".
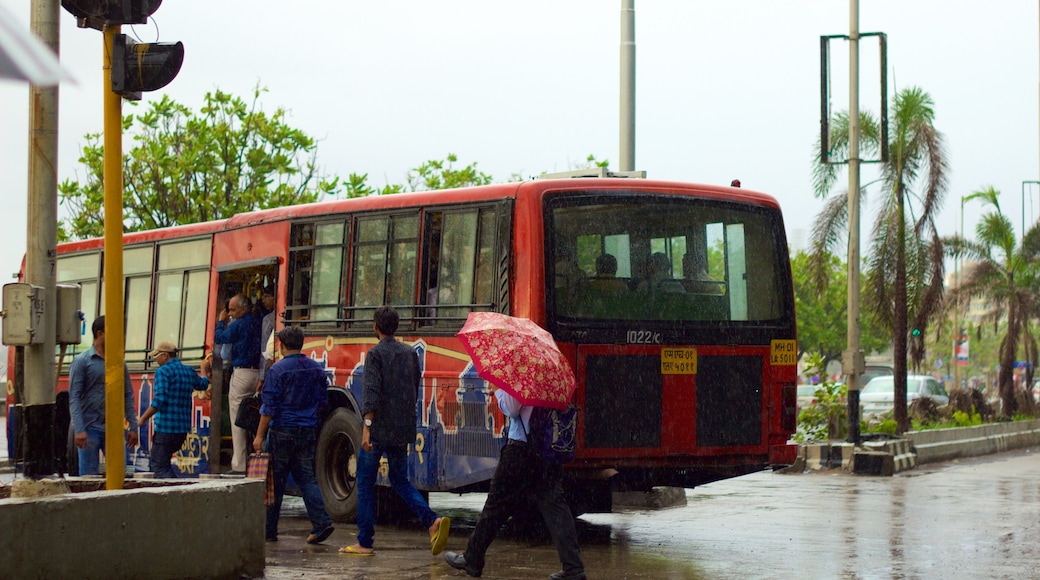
{"left": 852, "top": 450, "right": 894, "bottom": 476}
{"left": 0, "top": 478, "right": 264, "bottom": 580}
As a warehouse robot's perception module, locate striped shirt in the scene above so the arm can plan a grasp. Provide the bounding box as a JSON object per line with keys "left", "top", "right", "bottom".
{"left": 150, "top": 358, "right": 209, "bottom": 434}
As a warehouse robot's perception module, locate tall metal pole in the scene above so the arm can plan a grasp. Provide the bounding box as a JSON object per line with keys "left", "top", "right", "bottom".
{"left": 620, "top": 0, "right": 635, "bottom": 172}
{"left": 23, "top": 0, "right": 60, "bottom": 478}
{"left": 103, "top": 24, "right": 127, "bottom": 491}
{"left": 844, "top": 0, "right": 863, "bottom": 444}
{"left": 952, "top": 199, "right": 961, "bottom": 392}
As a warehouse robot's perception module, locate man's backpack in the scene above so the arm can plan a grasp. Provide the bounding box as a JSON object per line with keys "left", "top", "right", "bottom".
{"left": 523, "top": 404, "right": 577, "bottom": 464}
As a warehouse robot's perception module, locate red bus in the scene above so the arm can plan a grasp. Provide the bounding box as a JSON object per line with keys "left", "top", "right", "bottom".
{"left": 6, "top": 176, "right": 798, "bottom": 519}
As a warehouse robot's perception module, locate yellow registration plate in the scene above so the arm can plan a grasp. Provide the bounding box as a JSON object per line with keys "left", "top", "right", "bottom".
{"left": 661, "top": 347, "right": 697, "bottom": 375}
{"left": 770, "top": 340, "right": 797, "bottom": 365}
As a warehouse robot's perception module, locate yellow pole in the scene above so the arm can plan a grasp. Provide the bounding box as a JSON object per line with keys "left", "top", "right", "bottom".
{"left": 103, "top": 24, "right": 126, "bottom": 491}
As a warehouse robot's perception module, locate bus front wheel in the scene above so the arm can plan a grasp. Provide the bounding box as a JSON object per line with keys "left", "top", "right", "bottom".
{"left": 316, "top": 408, "right": 362, "bottom": 522}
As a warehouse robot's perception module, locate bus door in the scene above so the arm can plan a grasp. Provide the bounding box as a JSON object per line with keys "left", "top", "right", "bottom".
{"left": 211, "top": 257, "right": 279, "bottom": 470}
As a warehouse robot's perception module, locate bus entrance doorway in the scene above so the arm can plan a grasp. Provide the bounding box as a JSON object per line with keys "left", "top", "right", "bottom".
{"left": 211, "top": 259, "right": 278, "bottom": 473}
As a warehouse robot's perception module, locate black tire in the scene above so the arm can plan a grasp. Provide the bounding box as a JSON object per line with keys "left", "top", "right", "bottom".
{"left": 66, "top": 424, "right": 79, "bottom": 476}
{"left": 316, "top": 408, "right": 362, "bottom": 522}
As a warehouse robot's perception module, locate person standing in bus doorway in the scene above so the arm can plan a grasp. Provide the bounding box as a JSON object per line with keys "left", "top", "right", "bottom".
{"left": 214, "top": 293, "right": 262, "bottom": 474}
{"left": 443, "top": 386, "right": 586, "bottom": 580}
{"left": 68, "top": 315, "right": 140, "bottom": 476}
{"left": 252, "top": 326, "right": 334, "bottom": 544}
{"left": 339, "top": 305, "right": 451, "bottom": 556}
{"left": 255, "top": 285, "right": 277, "bottom": 394}
{"left": 136, "top": 341, "right": 210, "bottom": 478}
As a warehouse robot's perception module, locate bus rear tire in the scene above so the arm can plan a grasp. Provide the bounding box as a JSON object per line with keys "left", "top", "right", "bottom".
{"left": 316, "top": 408, "right": 362, "bottom": 522}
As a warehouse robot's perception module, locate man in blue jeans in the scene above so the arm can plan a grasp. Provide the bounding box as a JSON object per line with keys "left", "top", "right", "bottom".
{"left": 253, "top": 326, "right": 334, "bottom": 544}
{"left": 339, "top": 305, "right": 450, "bottom": 556}
{"left": 137, "top": 341, "right": 211, "bottom": 478}
{"left": 69, "top": 315, "right": 139, "bottom": 475}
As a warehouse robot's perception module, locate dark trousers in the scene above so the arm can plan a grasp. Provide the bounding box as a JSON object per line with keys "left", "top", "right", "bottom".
{"left": 266, "top": 426, "right": 332, "bottom": 539}
{"left": 464, "top": 441, "right": 584, "bottom": 574}
{"left": 150, "top": 431, "right": 187, "bottom": 479}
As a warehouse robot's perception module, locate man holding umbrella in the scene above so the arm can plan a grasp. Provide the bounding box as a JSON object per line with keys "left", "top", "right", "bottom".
{"left": 445, "top": 313, "right": 586, "bottom": 580}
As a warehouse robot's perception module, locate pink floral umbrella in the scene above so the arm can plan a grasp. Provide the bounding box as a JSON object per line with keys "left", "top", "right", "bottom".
{"left": 457, "top": 312, "right": 576, "bottom": 410}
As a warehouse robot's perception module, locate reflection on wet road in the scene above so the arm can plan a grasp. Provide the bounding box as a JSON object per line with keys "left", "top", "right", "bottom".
{"left": 19, "top": 444, "right": 1022, "bottom": 579}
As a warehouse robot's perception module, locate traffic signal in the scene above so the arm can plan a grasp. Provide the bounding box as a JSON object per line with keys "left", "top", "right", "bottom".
{"left": 911, "top": 328, "right": 922, "bottom": 337}
{"left": 61, "top": 0, "right": 162, "bottom": 31}
{"left": 111, "top": 34, "right": 183, "bottom": 101}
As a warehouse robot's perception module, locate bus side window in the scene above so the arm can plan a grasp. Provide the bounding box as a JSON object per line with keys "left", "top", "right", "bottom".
{"left": 422, "top": 207, "right": 497, "bottom": 327}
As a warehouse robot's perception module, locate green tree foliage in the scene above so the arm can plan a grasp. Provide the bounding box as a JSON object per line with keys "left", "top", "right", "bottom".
{"left": 58, "top": 87, "right": 340, "bottom": 240}
{"left": 791, "top": 251, "right": 889, "bottom": 364}
{"left": 406, "top": 153, "right": 493, "bottom": 191}
{"left": 943, "top": 187, "right": 1040, "bottom": 418}
{"left": 810, "top": 86, "right": 949, "bottom": 433}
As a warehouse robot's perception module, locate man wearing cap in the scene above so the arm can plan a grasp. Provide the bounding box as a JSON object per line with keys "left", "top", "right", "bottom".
{"left": 137, "top": 341, "right": 211, "bottom": 478}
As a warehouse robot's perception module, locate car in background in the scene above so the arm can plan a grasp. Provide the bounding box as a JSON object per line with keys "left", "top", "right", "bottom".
{"left": 861, "top": 363, "right": 894, "bottom": 385}
{"left": 860, "top": 374, "right": 949, "bottom": 417}
{"left": 797, "top": 385, "right": 817, "bottom": 411}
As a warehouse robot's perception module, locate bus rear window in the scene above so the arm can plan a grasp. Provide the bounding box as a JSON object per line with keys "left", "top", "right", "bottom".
{"left": 550, "top": 196, "right": 787, "bottom": 323}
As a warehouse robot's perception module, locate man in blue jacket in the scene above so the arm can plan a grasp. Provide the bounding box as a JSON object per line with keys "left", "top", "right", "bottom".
{"left": 253, "top": 325, "right": 334, "bottom": 544}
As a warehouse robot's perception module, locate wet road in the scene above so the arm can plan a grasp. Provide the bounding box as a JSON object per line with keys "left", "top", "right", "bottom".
{"left": 264, "top": 447, "right": 1040, "bottom": 579}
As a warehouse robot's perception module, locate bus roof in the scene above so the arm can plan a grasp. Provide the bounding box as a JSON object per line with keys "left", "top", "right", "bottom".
{"left": 54, "top": 178, "right": 782, "bottom": 253}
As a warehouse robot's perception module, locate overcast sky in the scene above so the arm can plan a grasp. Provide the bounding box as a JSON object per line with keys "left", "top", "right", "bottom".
{"left": 1, "top": 1, "right": 1038, "bottom": 284}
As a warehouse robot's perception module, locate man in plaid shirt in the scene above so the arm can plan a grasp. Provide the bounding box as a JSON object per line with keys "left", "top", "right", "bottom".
{"left": 138, "top": 341, "right": 211, "bottom": 478}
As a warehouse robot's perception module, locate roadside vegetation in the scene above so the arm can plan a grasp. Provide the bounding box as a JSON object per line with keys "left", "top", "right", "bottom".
{"left": 795, "top": 354, "right": 1039, "bottom": 443}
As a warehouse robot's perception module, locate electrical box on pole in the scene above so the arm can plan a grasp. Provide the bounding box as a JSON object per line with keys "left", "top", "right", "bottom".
{"left": 55, "top": 284, "right": 84, "bottom": 345}
{"left": 2, "top": 283, "right": 45, "bottom": 346}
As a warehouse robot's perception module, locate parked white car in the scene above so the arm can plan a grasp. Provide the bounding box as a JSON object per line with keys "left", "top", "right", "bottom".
{"left": 860, "top": 375, "right": 949, "bottom": 417}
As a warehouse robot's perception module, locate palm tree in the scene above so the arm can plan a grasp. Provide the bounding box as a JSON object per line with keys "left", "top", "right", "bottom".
{"left": 943, "top": 187, "right": 1040, "bottom": 419}
{"left": 810, "top": 86, "right": 949, "bottom": 434}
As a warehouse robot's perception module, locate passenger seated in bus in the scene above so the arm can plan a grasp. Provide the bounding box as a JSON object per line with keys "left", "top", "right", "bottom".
{"left": 637, "top": 252, "right": 685, "bottom": 295}
{"left": 586, "top": 253, "right": 629, "bottom": 294}
{"left": 681, "top": 250, "right": 723, "bottom": 295}
{"left": 554, "top": 243, "right": 585, "bottom": 308}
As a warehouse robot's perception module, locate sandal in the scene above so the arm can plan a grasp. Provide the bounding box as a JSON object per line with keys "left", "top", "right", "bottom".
{"left": 338, "top": 545, "right": 375, "bottom": 556}
{"left": 430, "top": 516, "right": 451, "bottom": 555}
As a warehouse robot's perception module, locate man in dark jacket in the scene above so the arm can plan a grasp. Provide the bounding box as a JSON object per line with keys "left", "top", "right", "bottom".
{"left": 339, "top": 305, "right": 450, "bottom": 556}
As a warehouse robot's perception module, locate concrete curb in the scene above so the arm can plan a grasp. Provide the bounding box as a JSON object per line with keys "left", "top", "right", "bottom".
{"left": 800, "top": 418, "right": 1040, "bottom": 476}
{"left": 0, "top": 477, "right": 265, "bottom": 579}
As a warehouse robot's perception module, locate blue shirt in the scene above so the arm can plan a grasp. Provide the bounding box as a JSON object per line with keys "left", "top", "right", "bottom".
{"left": 260, "top": 354, "right": 328, "bottom": 429}
{"left": 150, "top": 358, "right": 210, "bottom": 434}
{"left": 68, "top": 346, "right": 135, "bottom": 435}
{"left": 496, "top": 389, "right": 533, "bottom": 442}
{"left": 214, "top": 311, "right": 261, "bottom": 369}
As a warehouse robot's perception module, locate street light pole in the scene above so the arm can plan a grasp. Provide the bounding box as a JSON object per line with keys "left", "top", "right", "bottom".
{"left": 619, "top": 0, "right": 635, "bottom": 172}
{"left": 953, "top": 196, "right": 965, "bottom": 391}
{"left": 844, "top": 0, "right": 863, "bottom": 444}
{"left": 1023, "top": 181, "right": 1039, "bottom": 236}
